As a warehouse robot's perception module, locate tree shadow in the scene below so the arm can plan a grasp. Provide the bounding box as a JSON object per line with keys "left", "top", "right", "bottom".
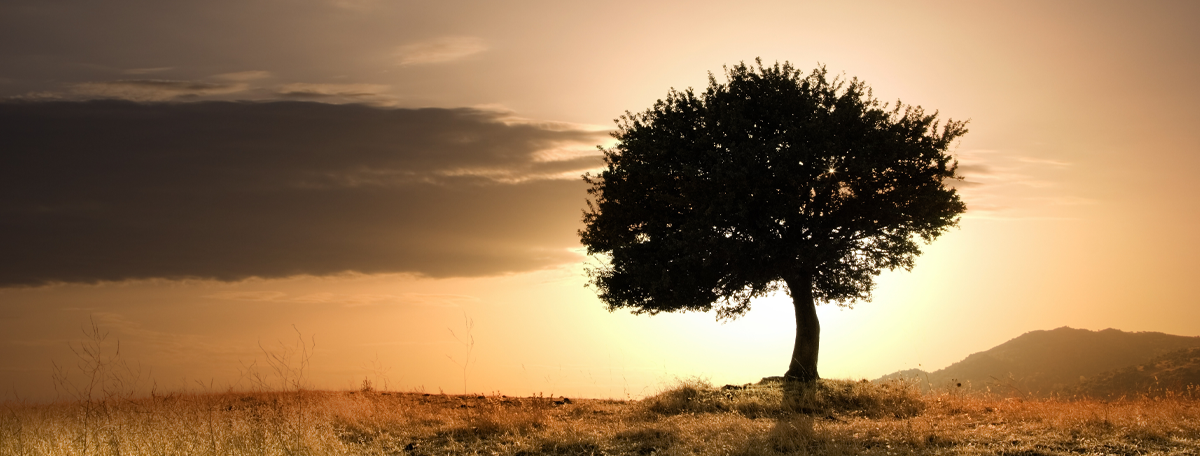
{"left": 739, "top": 378, "right": 925, "bottom": 454}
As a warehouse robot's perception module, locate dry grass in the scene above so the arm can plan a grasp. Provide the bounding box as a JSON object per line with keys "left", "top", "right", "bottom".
{"left": 3, "top": 379, "right": 1199, "bottom": 455}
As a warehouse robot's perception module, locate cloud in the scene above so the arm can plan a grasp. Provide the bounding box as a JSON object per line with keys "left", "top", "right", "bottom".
{"left": 276, "top": 83, "right": 387, "bottom": 97}
{"left": 396, "top": 37, "right": 487, "bottom": 65}
{"left": 949, "top": 150, "right": 1091, "bottom": 220}
{"left": 205, "top": 291, "right": 475, "bottom": 307}
{"left": 203, "top": 291, "right": 289, "bottom": 302}
{"left": 71, "top": 79, "right": 248, "bottom": 101}
{"left": 1013, "top": 156, "right": 1071, "bottom": 166}
{"left": 214, "top": 70, "right": 272, "bottom": 81}
{"left": 1026, "top": 195, "right": 1097, "bottom": 206}
{"left": 275, "top": 83, "right": 394, "bottom": 104}
{"left": 954, "top": 163, "right": 994, "bottom": 176}
{"left": 36, "top": 75, "right": 398, "bottom": 104}
{"left": 942, "top": 178, "right": 982, "bottom": 189}
{"left": 123, "top": 67, "right": 174, "bottom": 75}
{"left": 327, "top": 0, "right": 381, "bottom": 10}
{"left": 0, "top": 100, "right": 609, "bottom": 287}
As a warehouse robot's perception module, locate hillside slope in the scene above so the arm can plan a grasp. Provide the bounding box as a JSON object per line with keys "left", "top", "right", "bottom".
{"left": 878, "top": 327, "right": 1200, "bottom": 396}
{"left": 1071, "top": 347, "right": 1200, "bottom": 398}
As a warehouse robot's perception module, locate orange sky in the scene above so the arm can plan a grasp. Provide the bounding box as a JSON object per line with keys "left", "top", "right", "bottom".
{"left": 1, "top": 0, "right": 1198, "bottom": 401}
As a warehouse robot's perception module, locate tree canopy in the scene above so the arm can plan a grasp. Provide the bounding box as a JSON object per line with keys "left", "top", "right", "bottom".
{"left": 579, "top": 60, "right": 967, "bottom": 380}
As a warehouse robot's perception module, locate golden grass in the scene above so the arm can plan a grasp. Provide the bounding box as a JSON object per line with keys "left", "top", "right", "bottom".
{"left": 3, "top": 379, "right": 1199, "bottom": 455}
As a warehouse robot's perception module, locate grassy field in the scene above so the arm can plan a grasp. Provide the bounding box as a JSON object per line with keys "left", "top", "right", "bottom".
{"left": 3, "top": 378, "right": 1199, "bottom": 455}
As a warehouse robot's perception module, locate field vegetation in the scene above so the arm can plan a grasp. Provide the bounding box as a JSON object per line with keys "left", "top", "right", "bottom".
{"left": 3, "top": 378, "right": 1199, "bottom": 455}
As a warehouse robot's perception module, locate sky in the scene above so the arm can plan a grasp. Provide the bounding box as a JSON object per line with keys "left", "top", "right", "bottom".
{"left": 2, "top": 0, "right": 1199, "bottom": 401}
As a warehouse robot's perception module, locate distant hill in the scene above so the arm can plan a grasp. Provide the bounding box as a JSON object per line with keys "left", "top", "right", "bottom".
{"left": 876, "top": 327, "right": 1200, "bottom": 397}
{"left": 1070, "top": 347, "right": 1200, "bottom": 398}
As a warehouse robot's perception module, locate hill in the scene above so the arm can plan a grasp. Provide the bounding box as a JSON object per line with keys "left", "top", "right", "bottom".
{"left": 878, "top": 327, "right": 1200, "bottom": 396}
{"left": 1071, "top": 346, "right": 1200, "bottom": 398}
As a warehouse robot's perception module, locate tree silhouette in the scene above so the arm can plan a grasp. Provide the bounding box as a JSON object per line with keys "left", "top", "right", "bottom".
{"left": 580, "top": 61, "right": 967, "bottom": 382}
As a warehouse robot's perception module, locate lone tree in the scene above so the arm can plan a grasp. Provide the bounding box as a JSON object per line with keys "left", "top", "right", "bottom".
{"left": 580, "top": 61, "right": 967, "bottom": 382}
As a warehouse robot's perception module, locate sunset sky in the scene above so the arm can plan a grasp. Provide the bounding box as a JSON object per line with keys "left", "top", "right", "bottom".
{"left": 2, "top": 0, "right": 1198, "bottom": 401}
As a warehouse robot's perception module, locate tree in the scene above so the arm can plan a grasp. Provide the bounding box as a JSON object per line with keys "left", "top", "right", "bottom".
{"left": 580, "top": 61, "right": 967, "bottom": 382}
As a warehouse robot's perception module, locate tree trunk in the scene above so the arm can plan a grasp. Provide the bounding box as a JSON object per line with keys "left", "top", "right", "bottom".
{"left": 783, "top": 273, "right": 820, "bottom": 382}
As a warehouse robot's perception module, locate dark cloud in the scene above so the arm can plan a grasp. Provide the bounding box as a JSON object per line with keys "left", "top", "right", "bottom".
{"left": 271, "top": 83, "right": 396, "bottom": 105}
{"left": 954, "top": 163, "right": 993, "bottom": 176}
{"left": 71, "top": 79, "right": 249, "bottom": 101}
{"left": 0, "top": 100, "right": 607, "bottom": 287}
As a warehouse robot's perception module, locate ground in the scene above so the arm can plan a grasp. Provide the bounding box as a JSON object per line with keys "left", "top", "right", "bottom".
{"left": 3, "top": 379, "right": 1199, "bottom": 455}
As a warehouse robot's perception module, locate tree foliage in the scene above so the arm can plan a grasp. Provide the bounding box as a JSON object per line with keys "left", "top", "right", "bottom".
{"left": 580, "top": 61, "right": 967, "bottom": 320}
